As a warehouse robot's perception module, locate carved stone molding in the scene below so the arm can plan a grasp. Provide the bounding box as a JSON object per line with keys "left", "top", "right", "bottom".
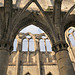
{"left": 52, "top": 41, "right": 68, "bottom": 53}
{"left": 0, "top": 40, "right": 13, "bottom": 53}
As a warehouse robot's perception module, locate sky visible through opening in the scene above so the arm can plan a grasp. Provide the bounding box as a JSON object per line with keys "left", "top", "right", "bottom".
{"left": 13, "top": 25, "right": 52, "bottom": 52}
{"left": 13, "top": 25, "right": 75, "bottom": 51}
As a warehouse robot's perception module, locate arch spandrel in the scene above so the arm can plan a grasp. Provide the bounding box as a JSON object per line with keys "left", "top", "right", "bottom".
{"left": 0, "top": 0, "right": 74, "bottom": 11}
{"left": 64, "top": 21, "right": 75, "bottom": 32}
{"left": 62, "top": 4, "right": 75, "bottom": 29}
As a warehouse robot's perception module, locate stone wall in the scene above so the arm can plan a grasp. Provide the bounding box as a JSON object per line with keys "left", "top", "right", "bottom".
{"left": 7, "top": 32, "right": 75, "bottom": 75}
{"left": 7, "top": 51, "right": 59, "bottom": 75}
{"left": 7, "top": 49, "right": 75, "bottom": 75}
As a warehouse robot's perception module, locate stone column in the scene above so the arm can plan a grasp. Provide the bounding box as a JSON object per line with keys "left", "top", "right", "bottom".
{"left": 16, "top": 38, "right": 22, "bottom": 75}
{"left": 0, "top": 42, "right": 10, "bottom": 75}
{"left": 27, "top": 38, "right": 30, "bottom": 63}
{"left": 4, "top": 0, "right": 12, "bottom": 30}
{"left": 52, "top": 41, "right": 75, "bottom": 75}
{"left": 27, "top": 38, "right": 29, "bottom": 52}
{"left": 34, "top": 38, "right": 41, "bottom": 75}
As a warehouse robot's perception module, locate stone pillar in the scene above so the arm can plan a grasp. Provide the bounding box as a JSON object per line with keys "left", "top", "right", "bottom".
{"left": 0, "top": 42, "right": 10, "bottom": 75}
{"left": 4, "top": 0, "right": 12, "bottom": 30}
{"left": 34, "top": 38, "right": 41, "bottom": 75}
{"left": 16, "top": 38, "right": 22, "bottom": 75}
{"left": 27, "top": 38, "right": 30, "bottom": 63}
{"left": 52, "top": 41, "right": 75, "bottom": 75}
{"left": 27, "top": 38, "right": 29, "bottom": 52}
{"left": 34, "top": 38, "right": 40, "bottom": 51}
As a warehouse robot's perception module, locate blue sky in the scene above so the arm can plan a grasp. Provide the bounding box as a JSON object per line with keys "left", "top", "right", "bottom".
{"left": 68, "top": 28, "right": 75, "bottom": 47}
{"left": 20, "top": 25, "right": 44, "bottom": 34}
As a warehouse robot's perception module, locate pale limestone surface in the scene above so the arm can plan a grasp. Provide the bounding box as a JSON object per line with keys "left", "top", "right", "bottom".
{"left": 0, "top": 0, "right": 75, "bottom": 75}
{"left": 7, "top": 33, "right": 75, "bottom": 75}
{"left": 0, "top": 0, "right": 75, "bottom": 11}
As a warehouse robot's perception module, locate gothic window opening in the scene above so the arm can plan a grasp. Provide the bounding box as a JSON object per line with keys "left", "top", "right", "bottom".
{"left": 40, "top": 39, "right": 45, "bottom": 52}
{"left": 65, "top": 27, "right": 75, "bottom": 47}
{"left": 22, "top": 39, "right": 28, "bottom": 51}
{"left": 29, "top": 39, "right": 34, "bottom": 51}
{"left": 25, "top": 72, "right": 31, "bottom": 75}
{"left": 68, "top": 27, "right": 75, "bottom": 47}
{"left": 65, "top": 27, "right": 75, "bottom": 63}
{"left": 46, "top": 39, "right": 52, "bottom": 52}
{"left": 69, "top": 34, "right": 75, "bottom": 46}
{"left": 15, "top": 25, "right": 52, "bottom": 52}
{"left": 20, "top": 25, "right": 47, "bottom": 52}
{"left": 47, "top": 72, "right": 52, "bottom": 75}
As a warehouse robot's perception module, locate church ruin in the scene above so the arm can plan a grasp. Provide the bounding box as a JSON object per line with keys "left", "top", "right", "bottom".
{"left": 0, "top": 0, "right": 75, "bottom": 75}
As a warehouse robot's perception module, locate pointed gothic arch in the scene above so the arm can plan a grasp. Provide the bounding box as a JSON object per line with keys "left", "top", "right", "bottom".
{"left": 10, "top": 20, "right": 54, "bottom": 50}
{"left": 25, "top": 72, "right": 31, "bottom": 75}
{"left": 65, "top": 26, "right": 75, "bottom": 47}
{"left": 47, "top": 72, "right": 52, "bottom": 75}
{"left": 62, "top": 4, "right": 75, "bottom": 26}
{"left": 9, "top": 6, "right": 55, "bottom": 46}
{"left": 19, "top": 25, "right": 52, "bottom": 52}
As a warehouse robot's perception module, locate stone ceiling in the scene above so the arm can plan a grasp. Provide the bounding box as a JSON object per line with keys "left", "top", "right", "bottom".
{"left": 0, "top": 0, "right": 75, "bottom": 11}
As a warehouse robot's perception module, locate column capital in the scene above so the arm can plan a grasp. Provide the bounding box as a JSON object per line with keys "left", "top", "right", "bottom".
{"left": 52, "top": 41, "right": 68, "bottom": 53}
{"left": 0, "top": 40, "right": 13, "bottom": 53}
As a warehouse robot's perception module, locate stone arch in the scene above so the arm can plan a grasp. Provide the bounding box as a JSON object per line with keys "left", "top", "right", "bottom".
{"left": 64, "top": 21, "right": 75, "bottom": 32}
{"left": 25, "top": 72, "right": 31, "bottom": 75}
{"left": 62, "top": 5, "right": 75, "bottom": 32}
{"left": 64, "top": 14, "right": 75, "bottom": 32}
{"left": 9, "top": 15, "right": 54, "bottom": 48}
{"left": 22, "top": 39, "right": 28, "bottom": 51}
{"left": 65, "top": 26, "right": 75, "bottom": 62}
{"left": 62, "top": 4, "right": 75, "bottom": 26}
{"left": 21, "top": 32, "right": 35, "bottom": 51}
{"left": 47, "top": 72, "right": 52, "bottom": 75}
{"left": 65, "top": 26, "right": 75, "bottom": 56}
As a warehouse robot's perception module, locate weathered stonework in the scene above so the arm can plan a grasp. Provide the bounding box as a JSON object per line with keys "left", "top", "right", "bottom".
{"left": 0, "top": 0, "right": 75, "bottom": 75}
{"left": 7, "top": 33, "right": 75, "bottom": 75}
